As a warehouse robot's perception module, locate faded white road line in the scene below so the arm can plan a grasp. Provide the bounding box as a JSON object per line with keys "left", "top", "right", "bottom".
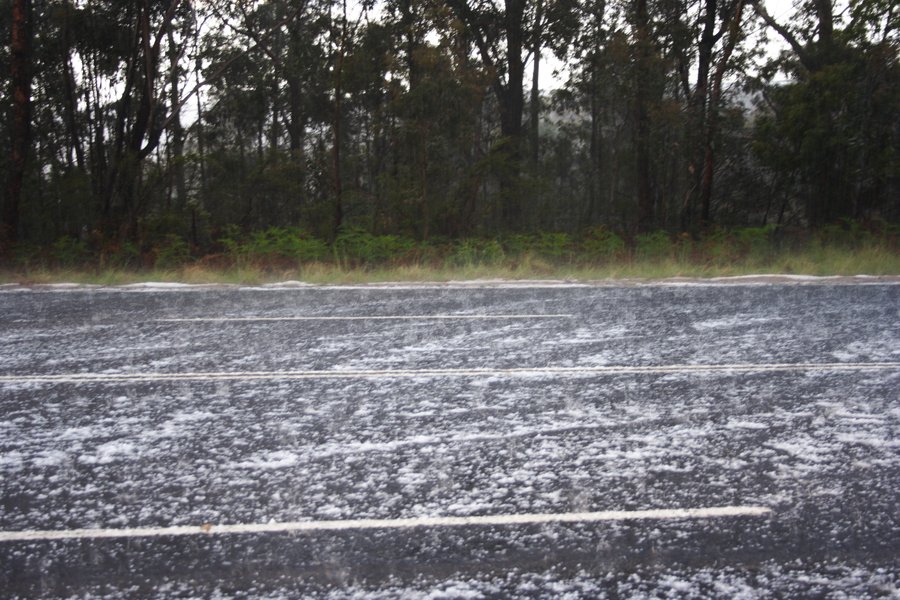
{"left": 0, "top": 506, "right": 772, "bottom": 542}
{"left": 1, "top": 362, "right": 897, "bottom": 384}
{"left": 157, "top": 314, "right": 573, "bottom": 322}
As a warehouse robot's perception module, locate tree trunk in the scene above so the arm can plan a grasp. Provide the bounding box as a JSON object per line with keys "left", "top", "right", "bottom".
{"left": 499, "top": 0, "right": 526, "bottom": 230}
{"left": 287, "top": 77, "right": 305, "bottom": 154}
{"left": 632, "top": 0, "right": 654, "bottom": 231}
{"left": 167, "top": 28, "right": 188, "bottom": 207}
{"left": 5, "top": 0, "right": 32, "bottom": 243}
{"left": 331, "top": 1, "right": 347, "bottom": 241}
{"left": 62, "top": 1, "right": 85, "bottom": 172}
{"left": 529, "top": 0, "right": 542, "bottom": 169}
{"left": 587, "top": 58, "right": 602, "bottom": 227}
{"left": 680, "top": 0, "right": 716, "bottom": 231}
{"left": 700, "top": 0, "right": 745, "bottom": 226}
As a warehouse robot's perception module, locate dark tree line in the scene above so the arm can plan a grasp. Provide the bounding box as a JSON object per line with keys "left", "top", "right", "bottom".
{"left": 1, "top": 0, "right": 897, "bottom": 254}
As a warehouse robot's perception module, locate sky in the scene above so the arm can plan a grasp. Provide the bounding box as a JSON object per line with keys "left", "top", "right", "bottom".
{"left": 535, "top": 0, "right": 804, "bottom": 90}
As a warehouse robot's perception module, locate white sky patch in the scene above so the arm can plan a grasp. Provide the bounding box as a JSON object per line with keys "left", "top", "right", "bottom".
{"left": 0, "top": 506, "right": 772, "bottom": 542}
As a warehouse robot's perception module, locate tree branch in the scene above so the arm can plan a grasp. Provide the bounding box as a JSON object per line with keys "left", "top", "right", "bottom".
{"left": 152, "top": 0, "right": 309, "bottom": 143}
{"left": 750, "top": 0, "right": 811, "bottom": 68}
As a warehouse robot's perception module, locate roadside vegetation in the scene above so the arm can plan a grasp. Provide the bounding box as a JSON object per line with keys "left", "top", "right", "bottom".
{"left": 3, "top": 221, "right": 897, "bottom": 285}
{"left": 3, "top": 0, "right": 898, "bottom": 273}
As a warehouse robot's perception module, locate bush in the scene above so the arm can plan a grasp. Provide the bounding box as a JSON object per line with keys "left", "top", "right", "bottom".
{"left": 217, "top": 224, "right": 244, "bottom": 257}
{"left": 154, "top": 234, "right": 192, "bottom": 269}
{"left": 334, "top": 227, "right": 415, "bottom": 266}
{"left": 634, "top": 231, "right": 672, "bottom": 259}
{"left": 734, "top": 225, "right": 776, "bottom": 260}
{"left": 10, "top": 243, "right": 42, "bottom": 269}
{"left": 501, "top": 234, "right": 536, "bottom": 257}
{"left": 247, "top": 227, "right": 329, "bottom": 262}
{"left": 816, "top": 219, "right": 874, "bottom": 248}
{"left": 583, "top": 227, "right": 626, "bottom": 260}
{"left": 536, "top": 233, "right": 573, "bottom": 260}
{"left": 219, "top": 226, "right": 329, "bottom": 265}
{"left": 51, "top": 236, "right": 90, "bottom": 267}
{"left": 452, "top": 239, "right": 505, "bottom": 266}
{"left": 100, "top": 241, "right": 141, "bottom": 269}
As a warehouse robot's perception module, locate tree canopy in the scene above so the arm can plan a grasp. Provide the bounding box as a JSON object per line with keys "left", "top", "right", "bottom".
{"left": 1, "top": 0, "right": 897, "bottom": 255}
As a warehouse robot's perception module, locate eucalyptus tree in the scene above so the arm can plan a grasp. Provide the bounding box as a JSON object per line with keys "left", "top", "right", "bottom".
{"left": 4, "top": 0, "right": 30, "bottom": 243}
{"left": 667, "top": 0, "right": 750, "bottom": 229}
{"left": 751, "top": 0, "right": 899, "bottom": 225}
{"left": 442, "top": 0, "right": 578, "bottom": 231}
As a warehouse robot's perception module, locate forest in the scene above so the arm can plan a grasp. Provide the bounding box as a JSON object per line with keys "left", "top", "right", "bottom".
{"left": 1, "top": 0, "right": 898, "bottom": 271}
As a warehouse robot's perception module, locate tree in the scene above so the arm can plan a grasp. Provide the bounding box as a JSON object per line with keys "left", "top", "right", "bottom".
{"left": 674, "top": 0, "right": 748, "bottom": 230}
{"left": 446, "top": 0, "right": 530, "bottom": 229}
{"left": 4, "top": 0, "right": 30, "bottom": 243}
{"left": 751, "top": 0, "right": 899, "bottom": 225}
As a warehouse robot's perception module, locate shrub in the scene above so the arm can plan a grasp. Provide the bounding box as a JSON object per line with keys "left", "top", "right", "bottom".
{"left": 10, "top": 243, "right": 42, "bottom": 269}
{"left": 452, "top": 239, "right": 505, "bottom": 266}
{"left": 700, "top": 228, "right": 733, "bottom": 264}
{"left": 501, "top": 234, "right": 536, "bottom": 256}
{"left": 816, "top": 219, "right": 874, "bottom": 248}
{"left": 583, "top": 227, "right": 626, "bottom": 260}
{"left": 536, "top": 232, "right": 573, "bottom": 260}
{"left": 154, "top": 234, "right": 192, "bottom": 269}
{"left": 217, "top": 224, "right": 244, "bottom": 257}
{"left": 100, "top": 241, "right": 141, "bottom": 269}
{"left": 247, "top": 227, "right": 328, "bottom": 262}
{"left": 634, "top": 231, "right": 672, "bottom": 259}
{"left": 333, "top": 227, "right": 415, "bottom": 266}
{"left": 219, "top": 226, "right": 329, "bottom": 265}
{"left": 734, "top": 225, "right": 776, "bottom": 260}
{"left": 51, "top": 236, "right": 90, "bottom": 267}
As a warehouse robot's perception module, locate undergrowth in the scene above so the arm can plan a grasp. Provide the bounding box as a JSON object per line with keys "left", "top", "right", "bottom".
{"left": 2, "top": 221, "right": 898, "bottom": 284}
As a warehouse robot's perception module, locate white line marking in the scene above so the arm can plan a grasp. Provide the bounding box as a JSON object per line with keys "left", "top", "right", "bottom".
{"left": 157, "top": 314, "right": 573, "bottom": 322}
{"left": 0, "top": 506, "right": 772, "bottom": 542}
{"left": 0, "top": 362, "right": 897, "bottom": 384}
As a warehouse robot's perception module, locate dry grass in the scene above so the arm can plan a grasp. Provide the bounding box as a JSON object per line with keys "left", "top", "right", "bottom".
{"left": 2, "top": 244, "right": 898, "bottom": 286}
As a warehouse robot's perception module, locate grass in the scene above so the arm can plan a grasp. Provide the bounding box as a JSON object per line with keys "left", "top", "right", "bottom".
{"left": 3, "top": 223, "right": 897, "bottom": 285}
{"left": 3, "top": 243, "right": 898, "bottom": 286}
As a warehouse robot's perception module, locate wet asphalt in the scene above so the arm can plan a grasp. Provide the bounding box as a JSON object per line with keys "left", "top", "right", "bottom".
{"left": 0, "top": 282, "right": 898, "bottom": 598}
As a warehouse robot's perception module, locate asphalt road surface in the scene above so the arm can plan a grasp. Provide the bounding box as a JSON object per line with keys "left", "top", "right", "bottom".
{"left": 1, "top": 279, "right": 898, "bottom": 598}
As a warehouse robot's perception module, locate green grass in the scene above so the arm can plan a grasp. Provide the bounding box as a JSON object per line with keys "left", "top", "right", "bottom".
{"left": 3, "top": 223, "right": 898, "bottom": 284}
{"left": 2, "top": 243, "right": 898, "bottom": 286}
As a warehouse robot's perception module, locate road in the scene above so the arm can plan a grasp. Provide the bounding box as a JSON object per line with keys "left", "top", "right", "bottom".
{"left": 1, "top": 280, "right": 898, "bottom": 598}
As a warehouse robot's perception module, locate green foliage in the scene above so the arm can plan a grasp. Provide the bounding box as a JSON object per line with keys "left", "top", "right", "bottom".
{"left": 247, "top": 228, "right": 329, "bottom": 262}
{"left": 816, "top": 219, "right": 875, "bottom": 248}
{"left": 10, "top": 243, "right": 43, "bottom": 269}
{"left": 536, "top": 233, "right": 573, "bottom": 260}
{"left": 154, "top": 235, "right": 192, "bottom": 269}
{"left": 734, "top": 225, "right": 777, "bottom": 260}
{"left": 634, "top": 231, "right": 672, "bottom": 259}
{"left": 452, "top": 239, "right": 505, "bottom": 266}
{"left": 217, "top": 225, "right": 244, "bottom": 257}
{"left": 497, "top": 233, "right": 573, "bottom": 261}
{"left": 4, "top": 222, "right": 898, "bottom": 282}
{"left": 751, "top": 34, "right": 899, "bottom": 226}
{"left": 501, "top": 234, "right": 536, "bottom": 256}
{"left": 51, "top": 236, "right": 90, "bottom": 267}
{"left": 583, "top": 227, "right": 626, "bottom": 260}
{"left": 701, "top": 229, "right": 734, "bottom": 264}
{"left": 101, "top": 242, "right": 141, "bottom": 269}
{"left": 333, "top": 228, "right": 416, "bottom": 266}
{"left": 219, "top": 226, "right": 329, "bottom": 264}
